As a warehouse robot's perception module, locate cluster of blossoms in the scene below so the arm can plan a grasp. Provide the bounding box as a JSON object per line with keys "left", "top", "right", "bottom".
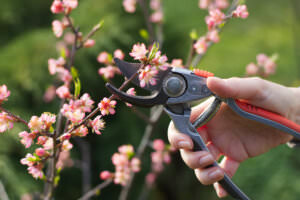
{"left": 0, "top": 85, "right": 16, "bottom": 133}
{"left": 246, "top": 53, "right": 278, "bottom": 77}
{"left": 129, "top": 43, "right": 169, "bottom": 87}
{"left": 123, "top": 0, "right": 164, "bottom": 23}
{"left": 194, "top": 3, "right": 249, "bottom": 54}
{"left": 145, "top": 139, "right": 174, "bottom": 186}
{"left": 18, "top": 112, "right": 71, "bottom": 179}
{"left": 100, "top": 145, "right": 141, "bottom": 186}
{"left": 97, "top": 50, "right": 123, "bottom": 79}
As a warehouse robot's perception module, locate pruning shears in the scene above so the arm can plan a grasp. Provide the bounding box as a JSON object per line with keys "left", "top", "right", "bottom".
{"left": 106, "top": 58, "right": 300, "bottom": 200}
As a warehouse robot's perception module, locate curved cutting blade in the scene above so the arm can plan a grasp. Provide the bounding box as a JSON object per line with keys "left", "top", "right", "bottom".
{"left": 114, "top": 58, "right": 172, "bottom": 91}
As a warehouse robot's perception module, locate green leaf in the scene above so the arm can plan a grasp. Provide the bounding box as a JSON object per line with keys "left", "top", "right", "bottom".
{"left": 148, "top": 42, "right": 159, "bottom": 60}
{"left": 189, "top": 29, "right": 198, "bottom": 40}
{"left": 96, "top": 19, "right": 105, "bottom": 29}
{"left": 54, "top": 175, "right": 60, "bottom": 186}
{"left": 71, "top": 67, "right": 79, "bottom": 80}
{"left": 74, "top": 78, "right": 81, "bottom": 98}
{"left": 270, "top": 53, "right": 279, "bottom": 62}
{"left": 139, "top": 29, "right": 149, "bottom": 41}
{"left": 60, "top": 48, "right": 66, "bottom": 59}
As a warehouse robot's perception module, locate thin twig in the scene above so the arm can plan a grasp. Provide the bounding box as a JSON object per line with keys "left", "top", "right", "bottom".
{"left": 130, "top": 106, "right": 153, "bottom": 124}
{"left": 78, "top": 179, "right": 113, "bottom": 200}
{"left": 191, "top": 0, "right": 239, "bottom": 66}
{"left": 0, "top": 107, "right": 28, "bottom": 125}
{"left": 138, "top": 0, "right": 155, "bottom": 43}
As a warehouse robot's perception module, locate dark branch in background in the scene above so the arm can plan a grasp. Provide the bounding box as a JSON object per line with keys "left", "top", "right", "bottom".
{"left": 138, "top": 0, "right": 155, "bottom": 43}
{"left": 119, "top": 106, "right": 164, "bottom": 200}
{"left": 191, "top": 0, "right": 239, "bottom": 66}
{"left": 78, "top": 179, "right": 113, "bottom": 200}
{"left": 74, "top": 138, "right": 92, "bottom": 194}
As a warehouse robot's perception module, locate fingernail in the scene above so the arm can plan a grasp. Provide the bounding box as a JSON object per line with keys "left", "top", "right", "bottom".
{"left": 209, "top": 169, "right": 223, "bottom": 180}
{"left": 199, "top": 154, "right": 213, "bottom": 165}
{"left": 177, "top": 141, "right": 192, "bottom": 149}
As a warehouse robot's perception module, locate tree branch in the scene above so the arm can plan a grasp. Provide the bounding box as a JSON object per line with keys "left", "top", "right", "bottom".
{"left": 78, "top": 179, "right": 113, "bottom": 200}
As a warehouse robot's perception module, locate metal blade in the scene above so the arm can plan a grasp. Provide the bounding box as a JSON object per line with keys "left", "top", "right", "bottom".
{"left": 114, "top": 58, "right": 172, "bottom": 91}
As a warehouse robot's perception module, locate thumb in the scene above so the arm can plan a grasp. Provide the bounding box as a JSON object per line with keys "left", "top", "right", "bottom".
{"left": 207, "top": 76, "right": 267, "bottom": 101}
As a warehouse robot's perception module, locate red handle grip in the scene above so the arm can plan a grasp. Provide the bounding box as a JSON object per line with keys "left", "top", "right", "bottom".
{"left": 235, "top": 99, "right": 300, "bottom": 134}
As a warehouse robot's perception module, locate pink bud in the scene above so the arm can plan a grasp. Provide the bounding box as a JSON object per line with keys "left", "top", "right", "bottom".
{"left": 56, "top": 85, "right": 71, "bottom": 99}
{"left": 97, "top": 52, "right": 110, "bottom": 64}
{"left": 146, "top": 173, "right": 156, "bottom": 186}
{"left": 114, "top": 49, "right": 125, "bottom": 60}
{"left": 50, "top": 0, "right": 64, "bottom": 14}
{"left": 100, "top": 171, "right": 112, "bottom": 180}
{"left": 153, "top": 139, "right": 165, "bottom": 151}
{"left": 35, "top": 148, "right": 46, "bottom": 157}
{"left": 52, "top": 20, "right": 64, "bottom": 38}
{"left": 233, "top": 5, "right": 249, "bottom": 19}
{"left": 246, "top": 63, "right": 259, "bottom": 76}
{"left": 83, "top": 39, "right": 95, "bottom": 48}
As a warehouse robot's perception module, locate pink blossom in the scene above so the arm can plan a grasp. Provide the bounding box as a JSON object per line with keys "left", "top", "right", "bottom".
{"left": 21, "top": 194, "right": 32, "bottom": 200}
{"left": 43, "top": 138, "right": 54, "bottom": 150}
{"left": 151, "top": 51, "right": 168, "bottom": 70}
{"left": 206, "top": 29, "right": 220, "bottom": 43}
{"left": 97, "top": 52, "right": 110, "bottom": 64}
{"left": 90, "top": 115, "right": 105, "bottom": 135}
{"left": 0, "top": 112, "right": 14, "bottom": 133}
{"left": 198, "top": 0, "right": 210, "bottom": 9}
{"left": 215, "top": 0, "right": 229, "bottom": 10}
{"left": 153, "top": 139, "right": 165, "bottom": 151}
{"left": 79, "top": 93, "right": 94, "bottom": 112}
{"left": 28, "top": 165, "right": 44, "bottom": 179}
{"left": 48, "top": 57, "right": 66, "bottom": 75}
{"left": 19, "top": 131, "right": 35, "bottom": 148}
{"left": 60, "top": 133, "right": 72, "bottom": 141}
{"left": 52, "top": 20, "right": 64, "bottom": 38}
{"left": 40, "top": 113, "right": 56, "bottom": 130}
{"left": 146, "top": 173, "right": 156, "bottom": 186}
{"left": 100, "top": 171, "right": 112, "bottom": 180}
{"left": 205, "top": 9, "right": 225, "bottom": 30}
{"left": 28, "top": 116, "right": 43, "bottom": 132}
{"left": 138, "top": 65, "right": 158, "bottom": 87}
{"left": 110, "top": 145, "right": 140, "bottom": 186}
{"left": 194, "top": 37, "right": 208, "bottom": 54}
{"left": 70, "top": 125, "right": 89, "bottom": 137}
{"left": 129, "top": 43, "right": 148, "bottom": 60}
{"left": 0, "top": 85, "right": 10, "bottom": 103}
{"left": 118, "top": 145, "right": 134, "bottom": 155}
{"left": 37, "top": 136, "right": 48, "bottom": 145}
{"left": 64, "top": 32, "right": 75, "bottom": 45}
{"left": 83, "top": 39, "right": 95, "bottom": 48}
{"left": 43, "top": 85, "right": 56, "bottom": 103}
{"left": 63, "top": 0, "right": 78, "bottom": 9}
{"left": 150, "top": 0, "right": 161, "bottom": 10}
{"left": 131, "top": 157, "right": 141, "bottom": 172}
{"left": 56, "top": 85, "right": 71, "bottom": 99}
{"left": 35, "top": 148, "right": 47, "bottom": 157}
{"left": 233, "top": 5, "right": 249, "bottom": 19}
{"left": 56, "top": 68, "right": 72, "bottom": 84}
{"left": 125, "top": 88, "right": 136, "bottom": 107}
{"left": 62, "top": 140, "right": 73, "bottom": 151}
{"left": 98, "top": 97, "right": 117, "bottom": 116}
{"left": 264, "top": 59, "right": 276, "bottom": 75}
{"left": 98, "top": 66, "right": 121, "bottom": 79}
{"left": 246, "top": 63, "right": 259, "bottom": 76}
{"left": 66, "top": 108, "right": 85, "bottom": 123}
{"left": 20, "top": 153, "right": 36, "bottom": 167}
{"left": 150, "top": 11, "right": 163, "bottom": 23}
{"left": 171, "top": 59, "right": 184, "bottom": 68}
{"left": 56, "top": 150, "right": 74, "bottom": 169}
{"left": 113, "top": 49, "right": 125, "bottom": 60}
{"left": 123, "top": 0, "right": 136, "bottom": 13}
{"left": 51, "top": 0, "right": 64, "bottom": 14}
{"left": 256, "top": 53, "right": 268, "bottom": 66}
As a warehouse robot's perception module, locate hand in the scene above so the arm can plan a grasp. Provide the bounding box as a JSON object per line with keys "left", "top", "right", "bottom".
{"left": 168, "top": 76, "right": 300, "bottom": 198}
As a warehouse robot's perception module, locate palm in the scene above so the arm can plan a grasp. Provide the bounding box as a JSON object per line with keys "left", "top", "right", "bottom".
{"left": 205, "top": 104, "right": 293, "bottom": 162}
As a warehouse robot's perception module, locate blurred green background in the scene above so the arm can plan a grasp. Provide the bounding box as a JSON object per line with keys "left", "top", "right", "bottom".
{"left": 0, "top": 0, "right": 300, "bottom": 199}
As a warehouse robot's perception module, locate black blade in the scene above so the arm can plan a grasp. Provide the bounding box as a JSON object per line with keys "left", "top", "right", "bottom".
{"left": 106, "top": 83, "right": 168, "bottom": 107}
{"left": 114, "top": 58, "right": 172, "bottom": 91}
